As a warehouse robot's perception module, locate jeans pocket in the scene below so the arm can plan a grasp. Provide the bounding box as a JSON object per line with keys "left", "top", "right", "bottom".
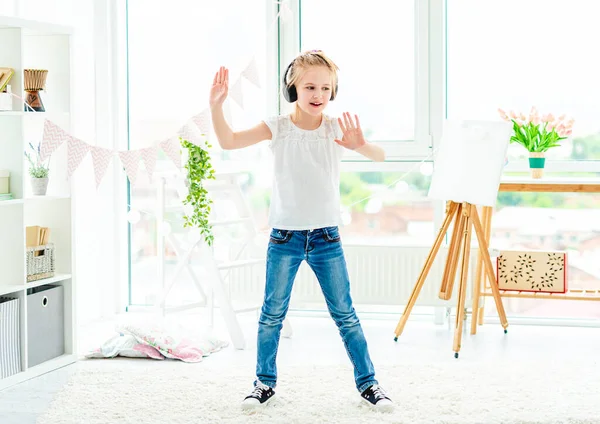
{"left": 322, "top": 226, "right": 341, "bottom": 243}
{"left": 269, "top": 229, "right": 293, "bottom": 244}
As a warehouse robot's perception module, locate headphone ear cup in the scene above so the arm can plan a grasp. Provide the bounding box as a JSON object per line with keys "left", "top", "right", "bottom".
{"left": 282, "top": 61, "right": 296, "bottom": 103}
{"left": 283, "top": 84, "right": 297, "bottom": 103}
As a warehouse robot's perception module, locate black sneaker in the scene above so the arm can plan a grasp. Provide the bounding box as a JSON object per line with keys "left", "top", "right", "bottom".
{"left": 241, "top": 382, "right": 275, "bottom": 410}
{"left": 360, "top": 384, "right": 394, "bottom": 412}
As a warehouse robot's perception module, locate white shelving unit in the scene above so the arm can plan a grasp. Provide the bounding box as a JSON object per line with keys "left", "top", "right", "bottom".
{"left": 0, "top": 16, "right": 76, "bottom": 391}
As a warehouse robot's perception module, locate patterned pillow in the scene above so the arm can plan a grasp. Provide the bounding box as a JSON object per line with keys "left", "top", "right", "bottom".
{"left": 116, "top": 323, "right": 228, "bottom": 363}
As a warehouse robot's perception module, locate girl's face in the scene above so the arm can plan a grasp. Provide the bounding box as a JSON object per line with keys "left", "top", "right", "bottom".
{"left": 295, "top": 66, "right": 334, "bottom": 116}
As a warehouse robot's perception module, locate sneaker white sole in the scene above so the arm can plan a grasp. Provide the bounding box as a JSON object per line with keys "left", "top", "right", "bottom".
{"left": 241, "top": 394, "right": 275, "bottom": 410}
{"left": 361, "top": 397, "right": 395, "bottom": 413}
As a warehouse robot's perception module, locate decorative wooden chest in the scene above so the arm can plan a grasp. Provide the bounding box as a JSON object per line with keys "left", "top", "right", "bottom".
{"left": 496, "top": 250, "right": 567, "bottom": 293}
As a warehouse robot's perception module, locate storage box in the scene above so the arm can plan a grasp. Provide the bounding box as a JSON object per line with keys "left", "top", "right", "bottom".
{"left": 496, "top": 250, "right": 567, "bottom": 293}
{"left": 26, "top": 244, "right": 55, "bottom": 282}
{"left": 27, "top": 285, "right": 64, "bottom": 367}
{"left": 0, "top": 170, "right": 9, "bottom": 194}
{"left": 0, "top": 296, "right": 22, "bottom": 379}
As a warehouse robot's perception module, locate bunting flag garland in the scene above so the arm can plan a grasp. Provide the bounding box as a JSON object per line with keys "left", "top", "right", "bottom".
{"left": 36, "top": 51, "right": 266, "bottom": 187}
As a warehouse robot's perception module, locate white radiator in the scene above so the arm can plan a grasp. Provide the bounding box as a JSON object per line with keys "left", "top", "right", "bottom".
{"left": 227, "top": 245, "right": 481, "bottom": 307}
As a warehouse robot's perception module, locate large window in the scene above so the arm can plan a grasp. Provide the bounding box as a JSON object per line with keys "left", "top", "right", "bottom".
{"left": 339, "top": 171, "right": 435, "bottom": 245}
{"left": 447, "top": 1, "right": 600, "bottom": 320}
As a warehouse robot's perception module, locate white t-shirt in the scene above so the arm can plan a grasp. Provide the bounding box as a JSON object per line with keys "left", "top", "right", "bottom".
{"left": 263, "top": 114, "right": 345, "bottom": 230}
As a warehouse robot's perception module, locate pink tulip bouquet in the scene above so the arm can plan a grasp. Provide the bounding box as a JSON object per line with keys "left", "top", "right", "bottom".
{"left": 498, "top": 107, "right": 574, "bottom": 153}
{"left": 498, "top": 107, "right": 574, "bottom": 178}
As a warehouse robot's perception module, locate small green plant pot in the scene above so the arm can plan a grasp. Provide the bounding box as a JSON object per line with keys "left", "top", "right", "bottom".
{"left": 528, "top": 152, "right": 545, "bottom": 179}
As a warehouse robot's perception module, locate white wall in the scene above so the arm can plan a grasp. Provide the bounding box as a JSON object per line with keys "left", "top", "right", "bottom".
{"left": 5, "top": 0, "right": 125, "bottom": 326}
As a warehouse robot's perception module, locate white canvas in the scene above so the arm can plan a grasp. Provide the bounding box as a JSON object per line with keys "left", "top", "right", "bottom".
{"left": 428, "top": 120, "right": 512, "bottom": 206}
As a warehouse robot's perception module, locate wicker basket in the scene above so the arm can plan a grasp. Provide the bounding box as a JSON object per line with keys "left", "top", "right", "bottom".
{"left": 26, "top": 244, "right": 55, "bottom": 282}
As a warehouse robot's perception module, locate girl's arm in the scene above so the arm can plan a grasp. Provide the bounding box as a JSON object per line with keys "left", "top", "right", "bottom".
{"left": 355, "top": 142, "right": 385, "bottom": 162}
{"left": 211, "top": 106, "right": 272, "bottom": 150}
{"left": 209, "top": 66, "right": 271, "bottom": 150}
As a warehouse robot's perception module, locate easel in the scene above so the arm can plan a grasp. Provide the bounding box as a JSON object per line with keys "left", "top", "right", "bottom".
{"left": 393, "top": 200, "right": 509, "bottom": 358}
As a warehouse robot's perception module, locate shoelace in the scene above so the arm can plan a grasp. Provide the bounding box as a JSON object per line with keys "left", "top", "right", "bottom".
{"left": 250, "top": 383, "right": 269, "bottom": 398}
{"left": 371, "top": 385, "right": 387, "bottom": 400}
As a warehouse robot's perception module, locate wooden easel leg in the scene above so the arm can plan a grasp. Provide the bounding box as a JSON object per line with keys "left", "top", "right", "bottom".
{"left": 453, "top": 204, "right": 472, "bottom": 358}
{"left": 471, "top": 206, "right": 508, "bottom": 332}
{"left": 478, "top": 206, "right": 493, "bottom": 325}
{"left": 470, "top": 206, "right": 488, "bottom": 334}
{"left": 394, "top": 202, "right": 459, "bottom": 340}
{"left": 439, "top": 203, "right": 465, "bottom": 300}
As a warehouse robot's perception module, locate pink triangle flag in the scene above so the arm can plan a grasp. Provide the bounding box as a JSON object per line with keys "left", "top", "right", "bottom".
{"left": 159, "top": 137, "right": 181, "bottom": 169}
{"left": 41, "top": 119, "right": 69, "bottom": 161}
{"left": 90, "top": 146, "right": 114, "bottom": 188}
{"left": 229, "top": 77, "right": 244, "bottom": 109}
{"left": 119, "top": 149, "right": 142, "bottom": 186}
{"left": 177, "top": 122, "right": 202, "bottom": 147}
{"left": 141, "top": 146, "right": 157, "bottom": 181}
{"left": 67, "top": 136, "right": 91, "bottom": 178}
{"left": 192, "top": 109, "right": 211, "bottom": 135}
{"left": 242, "top": 57, "right": 261, "bottom": 88}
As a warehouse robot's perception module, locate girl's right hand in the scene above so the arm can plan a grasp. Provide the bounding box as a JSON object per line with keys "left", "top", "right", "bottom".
{"left": 209, "top": 66, "right": 229, "bottom": 109}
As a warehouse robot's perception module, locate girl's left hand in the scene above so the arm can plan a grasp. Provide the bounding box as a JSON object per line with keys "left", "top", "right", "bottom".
{"left": 335, "top": 112, "right": 367, "bottom": 150}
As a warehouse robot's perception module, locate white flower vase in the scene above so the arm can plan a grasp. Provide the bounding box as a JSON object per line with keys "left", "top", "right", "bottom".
{"left": 31, "top": 177, "right": 49, "bottom": 196}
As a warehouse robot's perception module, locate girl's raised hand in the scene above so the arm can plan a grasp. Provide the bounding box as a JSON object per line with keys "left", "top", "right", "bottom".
{"left": 209, "top": 66, "right": 229, "bottom": 109}
{"left": 335, "top": 112, "right": 367, "bottom": 150}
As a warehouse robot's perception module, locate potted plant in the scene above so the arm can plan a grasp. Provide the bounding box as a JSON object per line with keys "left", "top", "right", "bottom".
{"left": 498, "top": 107, "right": 574, "bottom": 179}
{"left": 24, "top": 142, "right": 50, "bottom": 195}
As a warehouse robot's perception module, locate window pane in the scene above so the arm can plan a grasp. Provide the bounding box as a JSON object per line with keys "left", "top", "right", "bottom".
{"left": 339, "top": 171, "right": 434, "bottom": 245}
{"left": 301, "top": 0, "right": 415, "bottom": 141}
{"left": 127, "top": 0, "right": 269, "bottom": 306}
{"left": 447, "top": 1, "right": 600, "bottom": 162}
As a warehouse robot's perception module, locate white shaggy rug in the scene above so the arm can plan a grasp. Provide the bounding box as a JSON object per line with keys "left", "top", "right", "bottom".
{"left": 37, "top": 357, "right": 600, "bottom": 424}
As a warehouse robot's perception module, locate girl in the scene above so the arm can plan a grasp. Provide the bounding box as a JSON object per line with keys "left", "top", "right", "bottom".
{"left": 209, "top": 50, "right": 393, "bottom": 412}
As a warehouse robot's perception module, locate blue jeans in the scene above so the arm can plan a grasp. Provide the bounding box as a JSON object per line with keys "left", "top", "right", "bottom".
{"left": 254, "top": 226, "right": 378, "bottom": 393}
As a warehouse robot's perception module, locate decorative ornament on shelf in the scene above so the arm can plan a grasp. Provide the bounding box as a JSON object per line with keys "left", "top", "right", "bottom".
{"left": 24, "top": 141, "right": 50, "bottom": 196}
{"left": 23, "top": 69, "right": 48, "bottom": 112}
{"left": 498, "top": 107, "right": 574, "bottom": 179}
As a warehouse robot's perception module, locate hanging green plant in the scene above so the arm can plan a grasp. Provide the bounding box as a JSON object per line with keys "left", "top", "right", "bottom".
{"left": 181, "top": 136, "right": 215, "bottom": 246}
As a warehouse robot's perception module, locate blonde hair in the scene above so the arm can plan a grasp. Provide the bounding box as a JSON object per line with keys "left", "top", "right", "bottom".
{"left": 285, "top": 50, "right": 339, "bottom": 99}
